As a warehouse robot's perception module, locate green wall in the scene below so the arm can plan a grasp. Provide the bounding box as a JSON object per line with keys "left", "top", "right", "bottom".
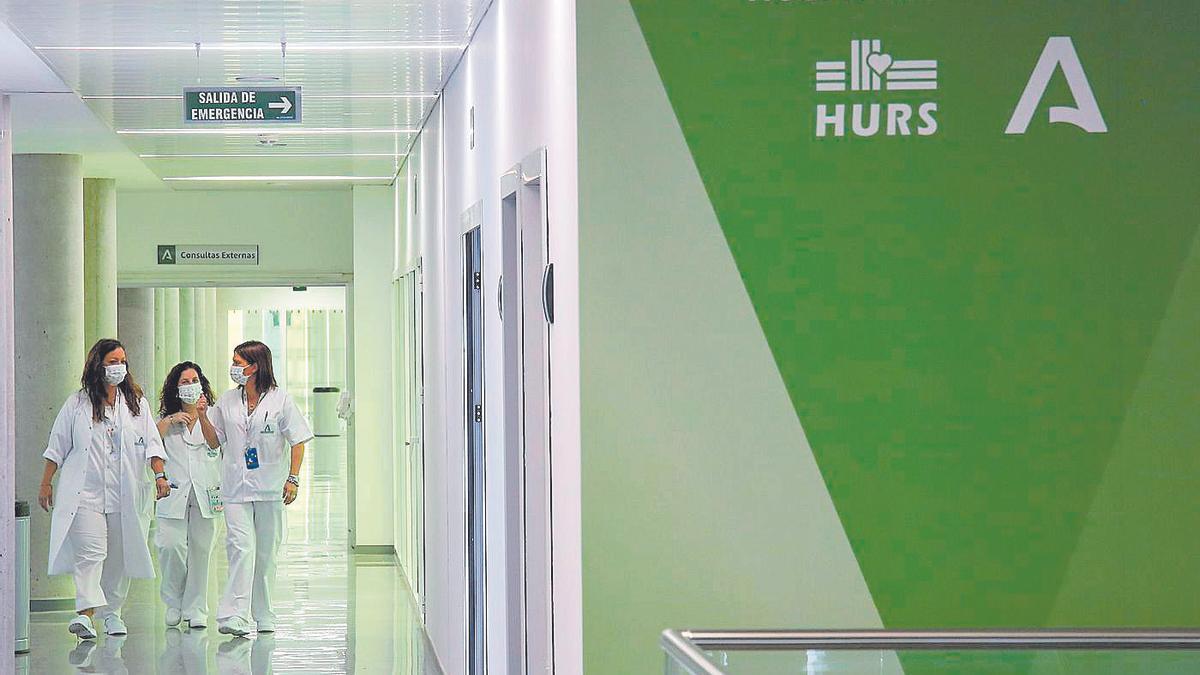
{"left": 581, "top": 0, "right": 1199, "bottom": 671}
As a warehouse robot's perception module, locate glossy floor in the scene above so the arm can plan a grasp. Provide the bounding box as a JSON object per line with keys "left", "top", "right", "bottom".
{"left": 17, "top": 438, "right": 441, "bottom": 675}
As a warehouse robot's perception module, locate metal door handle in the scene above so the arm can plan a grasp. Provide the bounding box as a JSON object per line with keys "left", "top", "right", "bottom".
{"left": 542, "top": 263, "right": 555, "bottom": 324}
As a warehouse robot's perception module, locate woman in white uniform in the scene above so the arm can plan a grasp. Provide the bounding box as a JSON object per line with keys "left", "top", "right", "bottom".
{"left": 38, "top": 338, "right": 170, "bottom": 640}
{"left": 206, "top": 340, "right": 313, "bottom": 637}
{"left": 155, "top": 360, "right": 222, "bottom": 629}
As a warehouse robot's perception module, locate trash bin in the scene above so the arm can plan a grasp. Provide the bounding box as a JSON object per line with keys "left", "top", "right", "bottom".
{"left": 15, "top": 500, "right": 30, "bottom": 654}
{"left": 312, "top": 386, "right": 342, "bottom": 437}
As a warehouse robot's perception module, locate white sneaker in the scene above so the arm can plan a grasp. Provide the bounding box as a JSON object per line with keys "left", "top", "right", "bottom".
{"left": 187, "top": 615, "right": 208, "bottom": 630}
{"left": 165, "top": 607, "right": 182, "bottom": 628}
{"left": 256, "top": 622, "right": 275, "bottom": 633}
{"left": 217, "top": 618, "right": 251, "bottom": 637}
{"left": 68, "top": 614, "right": 97, "bottom": 640}
{"left": 103, "top": 614, "right": 128, "bottom": 636}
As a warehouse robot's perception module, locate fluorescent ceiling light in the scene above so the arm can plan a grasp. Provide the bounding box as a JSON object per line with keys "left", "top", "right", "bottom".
{"left": 163, "top": 175, "right": 394, "bottom": 182}
{"left": 39, "top": 41, "right": 464, "bottom": 52}
{"left": 85, "top": 93, "right": 438, "bottom": 100}
{"left": 141, "top": 152, "right": 406, "bottom": 158}
{"left": 118, "top": 127, "right": 416, "bottom": 135}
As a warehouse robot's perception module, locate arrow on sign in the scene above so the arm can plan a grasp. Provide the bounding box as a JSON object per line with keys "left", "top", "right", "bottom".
{"left": 269, "top": 97, "right": 293, "bottom": 115}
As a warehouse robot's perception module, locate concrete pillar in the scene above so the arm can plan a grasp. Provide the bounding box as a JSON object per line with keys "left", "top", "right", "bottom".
{"left": 0, "top": 95, "right": 17, "bottom": 648}
{"left": 118, "top": 288, "right": 155, "bottom": 409}
{"left": 83, "top": 178, "right": 117, "bottom": 347}
{"left": 14, "top": 154, "right": 83, "bottom": 603}
{"left": 178, "top": 287, "right": 196, "bottom": 363}
{"left": 154, "top": 287, "right": 166, "bottom": 389}
{"left": 163, "top": 287, "right": 180, "bottom": 371}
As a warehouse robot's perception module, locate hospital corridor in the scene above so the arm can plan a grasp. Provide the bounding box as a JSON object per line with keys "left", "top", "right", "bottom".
{"left": 3, "top": 0, "right": 1200, "bottom": 674}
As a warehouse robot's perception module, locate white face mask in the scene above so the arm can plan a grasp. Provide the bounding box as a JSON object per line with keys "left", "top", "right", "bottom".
{"left": 103, "top": 364, "right": 127, "bottom": 386}
{"left": 178, "top": 382, "right": 204, "bottom": 405}
{"left": 230, "top": 364, "right": 251, "bottom": 386}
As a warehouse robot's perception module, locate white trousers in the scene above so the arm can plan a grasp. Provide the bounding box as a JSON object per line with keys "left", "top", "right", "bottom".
{"left": 68, "top": 509, "right": 129, "bottom": 616}
{"left": 217, "top": 500, "right": 285, "bottom": 626}
{"left": 155, "top": 490, "right": 216, "bottom": 622}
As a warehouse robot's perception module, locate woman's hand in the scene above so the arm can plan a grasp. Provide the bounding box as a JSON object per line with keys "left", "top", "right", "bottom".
{"left": 172, "top": 411, "right": 197, "bottom": 426}
{"left": 156, "top": 477, "right": 171, "bottom": 500}
{"left": 38, "top": 483, "right": 53, "bottom": 512}
{"left": 196, "top": 396, "right": 209, "bottom": 416}
{"left": 283, "top": 481, "right": 298, "bottom": 505}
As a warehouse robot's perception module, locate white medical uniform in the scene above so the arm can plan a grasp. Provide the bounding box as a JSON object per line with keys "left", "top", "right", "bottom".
{"left": 155, "top": 417, "right": 221, "bottom": 623}
{"left": 209, "top": 386, "right": 313, "bottom": 628}
{"left": 44, "top": 391, "right": 165, "bottom": 614}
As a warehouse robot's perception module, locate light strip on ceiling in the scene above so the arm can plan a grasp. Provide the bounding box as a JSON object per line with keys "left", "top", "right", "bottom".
{"left": 118, "top": 127, "right": 417, "bottom": 135}
{"left": 163, "top": 175, "right": 394, "bottom": 182}
{"left": 86, "top": 94, "right": 438, "bottom": 100}
{"left": 141, "top": 153, "right": 406, "bottom": 158}
{"left": 38, "top": 41, "right": 464, "bottom": 52}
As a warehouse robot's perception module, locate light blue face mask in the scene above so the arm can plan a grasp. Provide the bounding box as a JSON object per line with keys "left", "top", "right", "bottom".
{"left": 103, "top": 363, "right": 127, "bottom": 386}
{"left": 179, "top": 382, "right": 204, "bottom": 405}
{"left": 230, "top": 364, "right": 251, "bottom": 386}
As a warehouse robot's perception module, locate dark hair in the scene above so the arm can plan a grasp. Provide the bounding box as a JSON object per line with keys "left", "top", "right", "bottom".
{"left": 159, "top": 361, "right": 217, "bottom": 418}
{"left": 233, "top": 340, "right": 278, "bottom": 393}
{"left": 81, "top": 338, "right": 143, "bottom": 422}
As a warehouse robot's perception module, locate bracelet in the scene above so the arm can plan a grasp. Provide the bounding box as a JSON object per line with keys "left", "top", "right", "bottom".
{"left": 287, "top": 475, "right": 300, "bottom": 487}
{"left": 154, "top": 472, "right": 167, "bottom": 481}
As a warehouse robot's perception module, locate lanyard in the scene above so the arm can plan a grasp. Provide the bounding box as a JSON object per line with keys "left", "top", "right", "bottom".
{"left": 240, "top": 390, "right": 271, "bottom": 449}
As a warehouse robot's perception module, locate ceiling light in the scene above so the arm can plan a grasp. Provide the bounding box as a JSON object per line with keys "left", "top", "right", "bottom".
{"left": 163, "top": 175, "right": 394, "bottom": 182}
{"left": 38, "top": 41, "right": 464, "bottom": 52}
{"left": 141, "top": 153, "right": 407, "bottom": 158}
{"left": 118, "top": 127, "right": 417, "bottom": 135}
{"left": 235, "top": 75, "right": 281, "bottom": 83}
{"left": 84, "top": 93, "right": 439, "bottom": 101}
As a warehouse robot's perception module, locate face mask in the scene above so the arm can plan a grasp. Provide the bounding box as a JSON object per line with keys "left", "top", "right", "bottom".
{"left": 103, "top": 364, "right": 127, "bottom": 386}
{"left": 178, "top": 382, "right": 204, "bottom": 405}
{"left": 230, "top": 364, "right": 251, "bottom": 386}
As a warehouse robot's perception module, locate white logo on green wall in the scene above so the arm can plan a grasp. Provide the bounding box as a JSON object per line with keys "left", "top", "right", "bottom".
{"left": 1005, "top": 36, "right": 1107, "bottom": 135}
{"left": 814, "top": 38, "right": 938, "bottom": 138}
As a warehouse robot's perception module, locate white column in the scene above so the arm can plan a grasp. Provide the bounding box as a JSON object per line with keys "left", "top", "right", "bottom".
{"left": 195, "top": 286, "right": 209, "bottom": 370}
{"left": 163, "top": 287, "right": 180, "bottom": 372}
{"left": 118, "top": 288, "right": 156, "bottom": 410}
{"left": 0, "top": 94, "right": 17, "bottom": 652}
{"left": 154, "top": 287, "right": 166, "bottom": 389}
{"left": 178, "top": 287, "right": 196, "bottom": 363}
{"left": 14, "top": 153, "right": 84, "bottom": 603}
{"left": 83, "top": 178, "right": 117, "bottom": 348}
{"left": 206, "top": 287, "right": 220, "bottom": 377}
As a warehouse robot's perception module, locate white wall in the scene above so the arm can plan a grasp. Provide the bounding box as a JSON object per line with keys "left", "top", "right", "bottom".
{"left": 350, "top": 186, "right": 397, "bottom": 549}
{"left": 403, "top": 0, "right": 580, "bottom": 671}
{"left": 117, "top": 189, "right": 353, "bottom": 286}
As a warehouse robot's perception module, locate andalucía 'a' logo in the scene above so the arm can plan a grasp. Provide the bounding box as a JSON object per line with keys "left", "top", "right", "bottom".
{"left": 814, "top": 38, "right": 938, "bottom": 138}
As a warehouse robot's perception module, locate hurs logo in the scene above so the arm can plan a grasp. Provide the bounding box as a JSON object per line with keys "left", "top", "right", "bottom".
{"left": 814, "top": 38, "right": 939, "bottom": 138}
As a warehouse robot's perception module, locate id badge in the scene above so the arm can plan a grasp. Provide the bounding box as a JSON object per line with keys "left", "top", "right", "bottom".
{"left": 206, "top": 446, "right": 219, "bottom": 459}
{"left": 206, "top": 486, "right": 224, "bottom": 513}
{"left": 244, "top": 447, "right": 260, "bottom": 470}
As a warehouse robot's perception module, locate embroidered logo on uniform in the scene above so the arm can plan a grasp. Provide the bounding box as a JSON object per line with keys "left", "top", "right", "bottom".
{"left": 262, "top": 423, "right": 275, "bottom": 434}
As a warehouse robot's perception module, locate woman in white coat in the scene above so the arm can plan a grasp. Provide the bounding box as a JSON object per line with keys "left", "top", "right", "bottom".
{"left": 206, "top": 340, "right": 312, "bottom": 637}
{"left": 155, "top": 361, "right": 223, "bottom": 629}
{"left": 38, "top": 338, "right": 170, "bottom": 640}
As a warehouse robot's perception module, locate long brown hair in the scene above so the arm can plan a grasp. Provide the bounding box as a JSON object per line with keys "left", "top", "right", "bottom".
{"left": 158, "top": 361, "right": 217, "bottom": 418}
{"left": 82, "top": 338, "right": 144, "bottom": 421}
{"left": 234, "top": 340, "right": 278, "bottom": 393}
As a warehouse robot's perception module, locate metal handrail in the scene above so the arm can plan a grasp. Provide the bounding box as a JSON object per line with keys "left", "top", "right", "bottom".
{"left": 662, "top": 629, "right": 1200, "bottom": 674}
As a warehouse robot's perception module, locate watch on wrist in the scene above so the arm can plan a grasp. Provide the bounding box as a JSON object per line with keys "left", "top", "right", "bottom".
{"left": 155, "top": 472, "right": 167, "bottom": 481}
{"left": 287, "top": 475, "right": 300, "bottom": 487}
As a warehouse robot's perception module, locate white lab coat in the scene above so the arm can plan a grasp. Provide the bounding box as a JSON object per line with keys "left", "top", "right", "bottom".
{"left": 156, "top": 419, "right": 221, "bottom": 519}
{"left": 44, "top": 391, "right": 165, "bottom": 578}
{"left": 209, "top": 387, "right": 313, "bottom": 503}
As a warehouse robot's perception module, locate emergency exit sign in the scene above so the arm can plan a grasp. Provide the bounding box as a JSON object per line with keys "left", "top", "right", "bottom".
{"left": 183, "top": 86, "right": 301, "bottom": 123}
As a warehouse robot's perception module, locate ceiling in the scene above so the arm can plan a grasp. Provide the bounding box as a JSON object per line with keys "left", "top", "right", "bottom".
{"left": 0, "top": 0, "right": 487, "bottom": 190}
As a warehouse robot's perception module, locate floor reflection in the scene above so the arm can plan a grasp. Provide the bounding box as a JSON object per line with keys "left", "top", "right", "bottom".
{"left": 18, "top": 437, "right": 441, "bottom": 674}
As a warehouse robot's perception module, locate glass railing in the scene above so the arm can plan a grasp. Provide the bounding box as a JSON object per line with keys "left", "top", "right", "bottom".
{"left": 662, "top": 629, "right": 1200, "bottom": 674}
